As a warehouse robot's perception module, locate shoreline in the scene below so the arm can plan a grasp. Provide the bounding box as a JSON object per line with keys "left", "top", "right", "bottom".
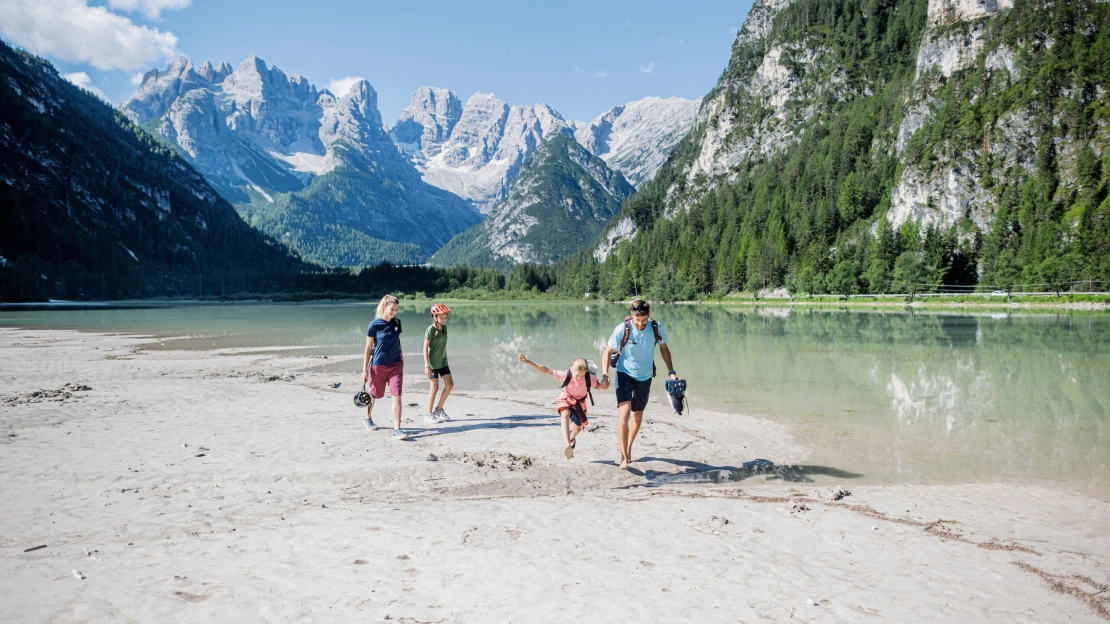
{"left": 3, "top": 296, "right": 1110, "bottom": 314}
{"left": 1, "top": 328, "right": 1108, "bottom": 621}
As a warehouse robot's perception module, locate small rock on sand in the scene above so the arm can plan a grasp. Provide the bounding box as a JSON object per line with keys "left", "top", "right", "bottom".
{"left": 426, "top": 454, "right": 438, "bottom": 461}
{"left": 813, "top": 486, "right": 852, "bottom": 501}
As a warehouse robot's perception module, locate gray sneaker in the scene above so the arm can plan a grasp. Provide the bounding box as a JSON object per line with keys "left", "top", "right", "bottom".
{"left": 392, "top": 429, "right": 410, "bottom": 441}
{"left": 364, "top": 418, "right": 377, "bottom": 430}
{"left": 423, "top": 413, "right": 439, "bottom": 423}
{"left": 434, "top": 408, "right": 451, "bottom": 422}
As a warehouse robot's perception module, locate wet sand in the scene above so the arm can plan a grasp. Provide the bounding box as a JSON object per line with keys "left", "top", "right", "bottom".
{"left": 1, "top": 328, "right": 1108, "bottom": 622}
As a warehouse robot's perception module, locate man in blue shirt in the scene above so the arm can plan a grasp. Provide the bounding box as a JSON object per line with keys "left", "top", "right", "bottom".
{"left": 600, "top": 300, "right": 678, "bottom": 470}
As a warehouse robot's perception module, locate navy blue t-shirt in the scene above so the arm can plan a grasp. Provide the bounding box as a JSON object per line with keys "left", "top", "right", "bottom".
{"left": 367, "top": 317, "right": 402, "bottom": 366}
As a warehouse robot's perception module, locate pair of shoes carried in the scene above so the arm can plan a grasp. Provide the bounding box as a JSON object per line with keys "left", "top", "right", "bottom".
{"left": 433, "top": 408, "right": 451, "bottom": 422}
{"left": 364, "top": 418, "right": 377, "bottom": 430}
{"left": 569, "top": 438, "right": 576, "bottom": 449}
{"left": 392, "top": 429, "right": 410, "bottom": 441}
{"left": 564, "top": 444, "right": 575, "bottom": 459}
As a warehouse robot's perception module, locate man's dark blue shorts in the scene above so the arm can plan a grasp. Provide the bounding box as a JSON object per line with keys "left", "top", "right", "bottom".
{"left": 615, "top": 372, "right": 652, "bottom": 412}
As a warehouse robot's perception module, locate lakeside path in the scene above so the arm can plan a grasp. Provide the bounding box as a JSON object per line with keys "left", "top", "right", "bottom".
{"left": 1, "top": 329, "right": 1108, "bottom": 622}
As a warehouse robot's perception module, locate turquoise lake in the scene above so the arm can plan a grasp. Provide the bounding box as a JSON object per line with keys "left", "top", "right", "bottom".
{"left": 2, "top": 301, "right": 1107, "bottom": 495}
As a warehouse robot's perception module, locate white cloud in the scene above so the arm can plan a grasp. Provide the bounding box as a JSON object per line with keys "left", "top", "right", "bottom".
{"left": 593, "top": 70, "right": 608, "bottom": 78}
{"left": 130, "top": 72, "right": 145, "bottom": 86}
{"left": 107, "top": 0, "right": 190, "bottom": 20}
{"left": 63, "top": 71, "right": 108, "bottom": 101}
{"left": 0, "top": 0, "right": 180, "bottom": 71}
{"left": 328, "top": 76, "right": 365, "bottom": 97}
{"left": 640, "top": 61, "right": 658, "bottom": 74}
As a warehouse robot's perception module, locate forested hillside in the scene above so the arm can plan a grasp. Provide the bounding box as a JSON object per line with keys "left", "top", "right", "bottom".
{"left": 0, "top": 40, "right": 307, "bottom": 300}
{"left": 549, "top": 0, "right": 1110, "bottom": 299}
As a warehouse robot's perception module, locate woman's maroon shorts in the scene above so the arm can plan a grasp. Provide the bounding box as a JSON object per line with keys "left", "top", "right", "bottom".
{"left": 368, "top": 361, "right": 404, "bottom": 398}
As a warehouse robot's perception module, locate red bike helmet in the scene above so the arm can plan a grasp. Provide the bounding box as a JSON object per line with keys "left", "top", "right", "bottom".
{"left": 430, "top": 303, "right": 452, "bottom": 316}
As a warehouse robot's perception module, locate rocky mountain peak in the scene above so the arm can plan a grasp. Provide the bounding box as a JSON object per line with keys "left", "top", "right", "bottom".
{"left": 125, "top": 56, "right": 206, "bottom": 125}
{"left": 222, "top": 55, "right": 317, "bottom": 105}
{"left": 390, "top": 86, "right": 462, "bottom": 160}
{"left": 322, "top": 79, "right": 391, "bottom": 156}
{"left": 342, "top": 80, "right": 378, "bottom": 113}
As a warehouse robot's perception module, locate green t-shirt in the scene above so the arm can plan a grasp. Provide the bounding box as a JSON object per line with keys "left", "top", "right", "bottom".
{"left": 424, "top": 324, "right": 449, "bottom": 369}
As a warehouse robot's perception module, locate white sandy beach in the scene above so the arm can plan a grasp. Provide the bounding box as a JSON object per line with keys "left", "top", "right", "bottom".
{"left": 1, "top": 328, "right": 1108, "bottom": 622}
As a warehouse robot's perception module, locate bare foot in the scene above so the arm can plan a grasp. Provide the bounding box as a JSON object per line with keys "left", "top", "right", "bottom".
{"left": 618, "top": 459, "right": 629, "bottom": 470}
{"left": 564, "top": 445, "right": 574, "bottom": 459}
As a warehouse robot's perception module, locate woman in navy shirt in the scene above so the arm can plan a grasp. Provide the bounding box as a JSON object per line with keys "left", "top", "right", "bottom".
{"left": 362, "top": 295, "right": 409, "bottom": 439}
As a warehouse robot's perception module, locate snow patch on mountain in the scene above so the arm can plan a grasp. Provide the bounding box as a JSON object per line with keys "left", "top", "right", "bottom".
{"left": 271, "top": 151, "right": 330, "bottom": 175}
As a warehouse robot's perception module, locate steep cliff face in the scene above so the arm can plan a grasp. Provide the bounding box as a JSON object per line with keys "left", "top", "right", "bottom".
{"left": 582, "top": 0, "right": 1110, "bottom": 298}
{"left": 885, "top": 0, "right": 1019, "bottom": 231}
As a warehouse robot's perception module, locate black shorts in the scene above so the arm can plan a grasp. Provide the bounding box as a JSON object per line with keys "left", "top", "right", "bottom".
{"left": 615, "top": 372, "right": 652, "bottom": 412}
{"left": 428, "top": 366, "right": 452, "bottom": 379}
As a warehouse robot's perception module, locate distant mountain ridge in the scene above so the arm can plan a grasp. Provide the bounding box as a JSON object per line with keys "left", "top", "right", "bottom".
{"left": 121, "top": 55, "right": 481, "bottom": 267}
{"left": 391, "top": 89, "right": 699, "bottom": 211}
{"left": 120, "top": 55, "right": 700, "bottom": 269}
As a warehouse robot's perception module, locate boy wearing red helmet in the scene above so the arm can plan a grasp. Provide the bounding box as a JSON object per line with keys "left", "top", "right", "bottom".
{"left": 423, "top": 303, "right": 454, "bottom": 423}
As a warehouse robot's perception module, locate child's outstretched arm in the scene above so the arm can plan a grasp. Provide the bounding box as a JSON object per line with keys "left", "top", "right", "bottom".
{"left": 517, "top": 354, "right": 552, "bottom": 375}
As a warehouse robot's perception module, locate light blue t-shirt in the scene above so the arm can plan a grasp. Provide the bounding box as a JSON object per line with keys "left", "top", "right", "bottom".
{"left": 607, "top": 319, "right": 668, "bottom": 382}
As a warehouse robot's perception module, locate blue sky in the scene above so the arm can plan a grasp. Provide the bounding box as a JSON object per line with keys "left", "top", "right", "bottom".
{"left": 1, "top": 0, "right": 754, "bottom": 123}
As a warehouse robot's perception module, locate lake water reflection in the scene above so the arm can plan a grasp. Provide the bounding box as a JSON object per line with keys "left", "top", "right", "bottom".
{"left": 2, "top": 301, "right": 1107, "bottom": 494}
